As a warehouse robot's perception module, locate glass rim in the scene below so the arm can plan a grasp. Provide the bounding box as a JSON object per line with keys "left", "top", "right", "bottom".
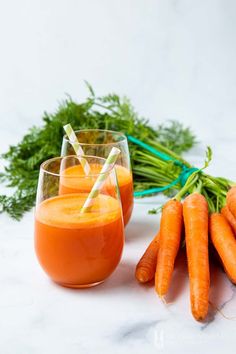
{"left": 62, "top": 129, "right": 127, "bottom": 146}
{"left": 40, "top": 155, "right": 116, "bottom": 178}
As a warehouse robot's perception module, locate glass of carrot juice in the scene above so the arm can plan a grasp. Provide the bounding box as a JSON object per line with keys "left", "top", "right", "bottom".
{"left": 61, "top": 130, "right": 133, "bottom": 226}
{"left": 34, "top": 155, "right": 124, "bottom": 288}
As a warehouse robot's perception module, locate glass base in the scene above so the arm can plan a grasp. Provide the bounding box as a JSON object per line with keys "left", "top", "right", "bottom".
{"left": 54, "top": 280, "right": 104, "bottom": 289}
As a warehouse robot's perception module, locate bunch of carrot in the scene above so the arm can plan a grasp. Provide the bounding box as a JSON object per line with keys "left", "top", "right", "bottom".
{"left": 136, "top": 187, "right": 236, "bottom": 321}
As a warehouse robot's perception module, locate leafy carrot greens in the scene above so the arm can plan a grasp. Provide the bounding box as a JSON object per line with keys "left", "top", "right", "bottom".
{"left": 0, "top": 84, "right": 196, "bottom": 219}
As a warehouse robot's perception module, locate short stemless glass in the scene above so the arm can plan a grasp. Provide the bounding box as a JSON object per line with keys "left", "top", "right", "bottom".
{"left": 61, "top": 130, "right": 134, "bottom": 226}
{"left": 34, "top": 155, "right": 124, "bottom": 288}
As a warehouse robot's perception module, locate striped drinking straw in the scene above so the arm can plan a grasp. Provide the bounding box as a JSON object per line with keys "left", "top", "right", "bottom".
{"left": 80, "top": 147, "right": 121, "bottom": 213}
{"left": 63, "top": 124, "right": 91, "bottom": 175}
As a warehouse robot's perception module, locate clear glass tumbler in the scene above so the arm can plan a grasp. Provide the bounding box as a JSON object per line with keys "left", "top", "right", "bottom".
{"left": 61, "top": 129, "right": 134, "bottom": 226}
{"left": 34, "top": 155, "right": 124, "bottom": 288}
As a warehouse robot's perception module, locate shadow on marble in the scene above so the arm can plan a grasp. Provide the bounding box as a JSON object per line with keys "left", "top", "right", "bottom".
{"left": 204, "top": 262, "right": 235, "bottom": 324}
{"left": 125, "top": 220, "right": 159, "bottom": 243}
{"left": 50, "top": 260, "right": 137, "bottom": 295}
{"left": 165, "top": 249, "right": 188, "bottom": 304}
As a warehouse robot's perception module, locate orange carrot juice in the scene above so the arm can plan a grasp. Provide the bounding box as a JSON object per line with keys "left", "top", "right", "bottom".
{"left": 59, "top": 164, "right": 133, "bottom": 226}
{"left": 35, "top": 193, "right": 124, "bottom": 287}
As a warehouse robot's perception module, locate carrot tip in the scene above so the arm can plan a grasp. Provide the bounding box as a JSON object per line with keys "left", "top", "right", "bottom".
{"left": 135, "top": 269, "right": 149, "bottom": 283}
{"left": 159, "top": 295, "right": 167, "bottom": 305}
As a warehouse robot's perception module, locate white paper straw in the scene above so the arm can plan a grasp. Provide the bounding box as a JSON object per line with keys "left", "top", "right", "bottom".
{"left": 80, "top": 147, "right": 120, "bottom": 213}
{"left": 63, "top": 124, "right": 90, "bottom": 175}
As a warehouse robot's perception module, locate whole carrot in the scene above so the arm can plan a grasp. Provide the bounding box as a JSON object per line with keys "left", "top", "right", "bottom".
{"left": 135, "top": 232, "right": 160, "bottom": 283}
{"left": 155, "top": 199, "right": 183, "bottom": 297}
{"left": 226, "top": 186, "right": 236, "bottom": 219}
{"left": 183, "top": 193, "right": 209, "bottom": 321}
{"left": 210, "top": 213, "right": 236, "bottom": 283}
{"left": 221, "top": 205, "right": 236, "bottom": 235}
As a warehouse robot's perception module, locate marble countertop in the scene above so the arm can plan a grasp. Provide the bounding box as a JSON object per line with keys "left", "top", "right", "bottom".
{"left": 1, "top": 142, "right": 236, "bottom": 354}
{"left": 1, "top": 0, "right": 236, "bottom": 351}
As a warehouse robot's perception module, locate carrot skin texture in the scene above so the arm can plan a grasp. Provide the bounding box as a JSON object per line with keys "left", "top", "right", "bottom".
{"left": 183, "top": 193, "right": 209, "bottom": 321}
{"left": 221, "top": 205, "right": 236, "bottom": 235}
{"left": 226, "top": 186, "right": 236, "bottom": 219}
{"left": 135, "top": 232, "right": 160, "bottom": 283}
{"left": 155, "top": 200, "right": 183, "bottom": 297}
{"left": 210, "top": 213, "right": 236, "bottom": 284}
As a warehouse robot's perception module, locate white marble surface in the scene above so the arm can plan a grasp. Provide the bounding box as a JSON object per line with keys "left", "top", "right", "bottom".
{"left": 1, "top": 0, "right": 236, "bottom": 352}
{"left": 1, "top": 142, "right": 236, "bottom": 354}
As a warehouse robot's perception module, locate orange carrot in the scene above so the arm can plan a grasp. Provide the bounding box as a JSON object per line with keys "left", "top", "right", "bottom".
{"left": 135, "top": 232, "right": 160, "bottom": 283}
{"left": 221, "top": 205, "right": 236, "bottom": 235}
{"left": 183, "top": 193, "right": 209, "bottom": 321}
{"left": 210, "top": 213, "right": 236, "bottom": 284}
{"left": 226, "top": 186, "right": 236, "bottom": 219}
{"left": 155, "top": 199, "right": 183, "bottom": 297}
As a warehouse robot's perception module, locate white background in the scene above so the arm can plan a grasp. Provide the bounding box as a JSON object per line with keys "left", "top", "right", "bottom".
{"left": 0, "top": 0, "right": 236, "bottom": 150}
{"left": 1, "top": 2, "right": 236, "bottom": 353}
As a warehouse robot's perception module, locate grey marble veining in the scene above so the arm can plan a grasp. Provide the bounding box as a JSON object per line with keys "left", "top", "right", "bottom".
{"left": 1, "top": 178, "right": 236, "bottom": 353}
{"left": 1, "top": 0, "right": 236, "bottom": 352}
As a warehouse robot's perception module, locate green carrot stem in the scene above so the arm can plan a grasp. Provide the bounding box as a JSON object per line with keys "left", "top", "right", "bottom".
{"left": 174, "top": 172, "right": 199, "bottom": 201}
{"left": 146, "top": 139, "right": 191, "bottom": 167}
{"left": 192, "top": 180, "right": 203, "bottom": 194}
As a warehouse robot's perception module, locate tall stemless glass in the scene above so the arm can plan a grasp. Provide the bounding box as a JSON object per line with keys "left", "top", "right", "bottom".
{"left": 34, "top": 155, "right": 124, "bottom": 288}
{"left": 61, "top": 130, "right": 134, "bottom": 226}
